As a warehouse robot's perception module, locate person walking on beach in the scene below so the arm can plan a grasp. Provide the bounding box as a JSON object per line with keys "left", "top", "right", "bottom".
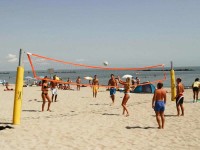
{"left": 192, "top": 78, "right": 200, "bottom": 102}
{"left": 50, "top": 75, "right": 58, "bottom": 102}
{"left": 76, "top": 76, "right": 81, "bottom": 91}
{"left": 41, "top": 78, "right": 51, "bottom": 111}
{"left": 117, "top": 76, "right": 135, "bottom": 117}
{"left": 92, "top": 75, "right": 99, "bottom": 98}
{"left": 176, "top": 78, "right": 184, "bottom": 116}
{"left": 108, "top": 74, "right": 118, "bottom": 105}
{"left": 152, "top": 82, "right": 166, "bottom": 129}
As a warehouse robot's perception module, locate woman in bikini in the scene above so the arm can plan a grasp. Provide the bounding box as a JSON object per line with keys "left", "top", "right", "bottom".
{"left": 41, "top": 79, "right": 51, "bottom": 111}
{"left": 117, "top": 76, "right": 135, "bottom": 117}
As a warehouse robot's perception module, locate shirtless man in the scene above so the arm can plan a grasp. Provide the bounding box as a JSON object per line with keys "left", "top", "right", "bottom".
{"left": 76, "top": 76, "right": 81, "bottom": 91}
{"left": 108, "top": 74, "right": 118, "bottom": 105}
{"left": 50, "top": 75, "right": 58, "bottom": 102}
{"left": 152, "top": 82, "right": 166, "bottom": 129}
{"left": 176, "top": 78, "right": 184, "bottom": 116}
{"left": 92, "top": 75, "right": 99, "bottom": 98}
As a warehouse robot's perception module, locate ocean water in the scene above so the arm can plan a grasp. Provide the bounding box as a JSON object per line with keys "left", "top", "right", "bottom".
{"left": 1, "top": 66, "right": 200, "bottom": 87}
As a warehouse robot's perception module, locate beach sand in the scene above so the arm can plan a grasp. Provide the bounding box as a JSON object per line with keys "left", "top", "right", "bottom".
{"left": 0, "top": 85, "right": 200, "bottom": 150}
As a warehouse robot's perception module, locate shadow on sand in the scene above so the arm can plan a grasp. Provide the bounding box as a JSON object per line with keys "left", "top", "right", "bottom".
{"left": 0, "top": 122, "right": 12, "bottom": 125}
{"left": 22, "top": 110, "right": 39, "bottom": 112}
{"left": 102, "top": 113, "right": 120, "bottom": 116}
{"left": 126, "top": 126, "right": 157, "bottom": 130}
{"left": 0, "top": 125, "right": 14, "bottom": 131}
{"left": 90, "top": 103, "right": 109, "bottom": 106}
{"left": 152, "top": 114, "right": 177, "bottom": 117}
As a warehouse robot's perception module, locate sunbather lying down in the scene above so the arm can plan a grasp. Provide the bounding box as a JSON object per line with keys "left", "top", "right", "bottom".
{"left": 4, "top": 82, "right": 14, "bottom": 91}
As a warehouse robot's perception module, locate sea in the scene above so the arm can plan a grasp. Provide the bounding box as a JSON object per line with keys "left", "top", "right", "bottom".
{"left": 0, "top": 66, "right": 200, "bottom": 88}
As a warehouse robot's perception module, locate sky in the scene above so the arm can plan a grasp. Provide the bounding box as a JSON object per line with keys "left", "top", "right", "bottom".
{"left": 0, "top": 0, "right": 200, "bottom": 71}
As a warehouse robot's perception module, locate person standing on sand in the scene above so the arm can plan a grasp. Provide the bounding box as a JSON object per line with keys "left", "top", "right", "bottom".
{"left": 192, "top": 78, "right": 200, "bottom": 102}
{"left": 108, "top": 74, "right": 118, "bottom": 105}
{"left": 76, "top": 76, "right": 81, "bottom": 91}
{"left": 152, "top": 82, "right": 166, "bottom": 129}
{"left": 175, "top": 78, "right": 184, "bottom": 116}
{"left": 92, "top": 75, "right": 99, "bottom": 98}
{"left": 117, "top": 76, "right": 135, "bottom": 117}
{"left": 67, "top": 78, "right": 72, "bottom": 89}
{"left": 50, "top": 75, "right": 58, "bottom": 102}
{"left": 41, "top": 78, "right": 51, "bottom": 111}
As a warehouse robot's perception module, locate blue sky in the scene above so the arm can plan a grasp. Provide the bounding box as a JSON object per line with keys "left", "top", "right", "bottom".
{"left": 0, "top": 0, "right": 200, "bottom": 71}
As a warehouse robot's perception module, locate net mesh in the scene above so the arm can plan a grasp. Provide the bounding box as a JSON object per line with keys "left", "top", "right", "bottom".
{"left": 26, "top": 52, "right": 166, "bottom": 88}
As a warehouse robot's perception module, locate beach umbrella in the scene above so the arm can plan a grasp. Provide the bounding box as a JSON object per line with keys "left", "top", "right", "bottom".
{"left": 25, "top": 76, "right": 33, "bottom": 80}
{"left": 39, "top": 76, "right": 44, "bottom": 78}
{"left": 84, "top": 76, "right": 93, "bottom": 80}
{"left": 122, "top": 74, "right": 133, "bottom": 79}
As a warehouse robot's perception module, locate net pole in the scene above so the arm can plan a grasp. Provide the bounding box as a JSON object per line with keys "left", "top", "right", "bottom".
{"left": 170, "top": 61, "right": 176, "bottom": 101}
{"left": 13, "top": 49, "right": 25, "bottom": 125}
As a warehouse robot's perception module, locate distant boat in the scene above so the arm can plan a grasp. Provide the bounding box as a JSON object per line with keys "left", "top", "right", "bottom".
{"left": 0, "top": 72, "right": 10, "bottom": 74}
{"left": 54, "top": 71, "right": 76, "bottom": 73}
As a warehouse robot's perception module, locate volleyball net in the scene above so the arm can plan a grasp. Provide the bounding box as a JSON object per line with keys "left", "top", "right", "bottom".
{"left": 26, "top": 52, "right": 166, "bottom": 88}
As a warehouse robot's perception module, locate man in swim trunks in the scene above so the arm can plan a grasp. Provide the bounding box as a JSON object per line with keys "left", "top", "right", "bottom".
{"left": 175, "top": 78, "right": 184, "bottom": 116}
{"left": 50, "top": 75, "right": 58, "bottom": 102}
{"left": 192, "top": 78, "right": 200, "bottom": 102}
{"left": 152, "top": 82, "right": 166, "bottom": 129}
{"left": 108, "top": 74, "right": 118, "bottom": 105}
{"left": 92, "top": 75, "right": 99, "bottom": 98}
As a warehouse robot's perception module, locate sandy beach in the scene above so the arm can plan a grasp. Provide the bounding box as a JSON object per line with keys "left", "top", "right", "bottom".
{"left": 0, "top": 85, "right": 200, "bottom": 150}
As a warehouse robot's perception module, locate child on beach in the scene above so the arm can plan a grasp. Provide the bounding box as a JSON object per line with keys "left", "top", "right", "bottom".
{"left": 152, "top": 82, "right": 166, "bottom": 129}
{"left": 41, "top": 78, "right": 51, "bottom": 111}
{"left": 117, "top": 76, "right": 135, "bottom": 117}
{"left": 176, "top": 78, "right": 184, "bottom": 116}
{"left": 192, "top": 78, "right": 200, "bottom": 102}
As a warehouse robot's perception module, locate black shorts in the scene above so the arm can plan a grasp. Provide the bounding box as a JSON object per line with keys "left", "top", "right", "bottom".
{"left": 193, "top": 87, "right": 199, "bottom": 92}
{"left": 176, "top": 96, "right": 184, "bottom": 105}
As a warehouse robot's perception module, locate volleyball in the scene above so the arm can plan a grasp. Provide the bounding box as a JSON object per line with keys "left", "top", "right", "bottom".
{"left": 103, "top": 61, "right": 108, "bottom": 66}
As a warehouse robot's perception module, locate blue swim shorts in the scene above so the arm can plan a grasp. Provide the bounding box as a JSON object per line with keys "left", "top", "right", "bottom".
{"left": 110, "top": 88, "right": 116, "bottom": 96}
{"left": 154, "top": 101, "right": 165, "bottom": 112}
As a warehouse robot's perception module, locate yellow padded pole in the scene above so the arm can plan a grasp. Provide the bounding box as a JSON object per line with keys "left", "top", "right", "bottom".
{"left": 170, "top": 62, "right": 176, "bottom": 101}
{"left": 13, "top": 66, "right": 24, "bottom": 125}
{"left": 13, "top": 49, "right": 24, "bottom": 125}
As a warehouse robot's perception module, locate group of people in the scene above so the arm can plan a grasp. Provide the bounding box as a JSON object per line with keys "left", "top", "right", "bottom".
{"left": 41, "top": 75, "right": 59, "bottom": 112}
{"left": 40, "top": 73, "right": 200, "bottom": 129}
{"left": 152, "top": 77, "right": 185, "bottom": 129}
{"left": 76, "top": 75, "right": 100, "bottom": 98}
{"left": 40, "top": 74, "right": 134, "bottom": 113}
